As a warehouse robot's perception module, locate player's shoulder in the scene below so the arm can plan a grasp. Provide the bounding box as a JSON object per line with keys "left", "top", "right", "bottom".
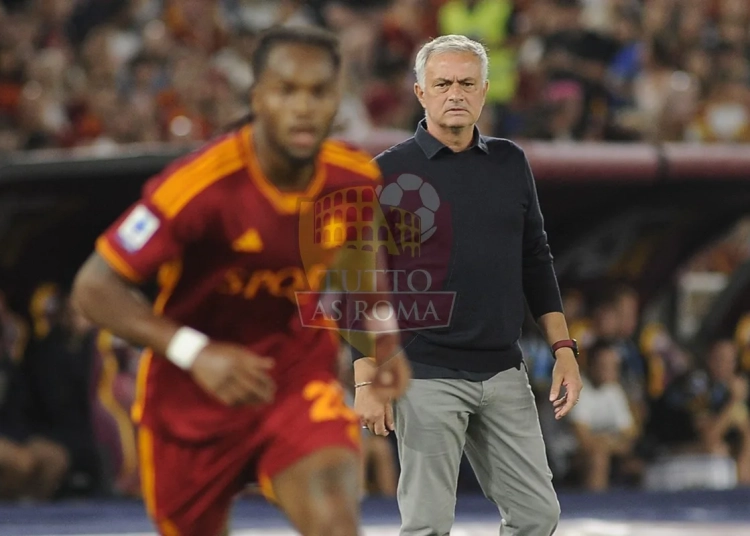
{"left": 319, "top": 139, "right": 381, "bottom": 183}
{"left": 145, "top": 129, "right": 247, "bottom": 218}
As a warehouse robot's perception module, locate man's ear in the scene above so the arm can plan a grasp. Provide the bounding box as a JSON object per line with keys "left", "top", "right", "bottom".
{"left": 414, "top": 83, "right": 425, "bottom": 108}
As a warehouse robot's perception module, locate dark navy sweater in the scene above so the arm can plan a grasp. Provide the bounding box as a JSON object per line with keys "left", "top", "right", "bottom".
{"left": 354, "top": 120, "right": 563, "bottom": 378}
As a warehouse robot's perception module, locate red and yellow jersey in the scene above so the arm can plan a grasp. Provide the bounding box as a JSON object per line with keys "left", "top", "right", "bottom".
{"left": 96, "top": 124, "right": 381, "bottom": 440}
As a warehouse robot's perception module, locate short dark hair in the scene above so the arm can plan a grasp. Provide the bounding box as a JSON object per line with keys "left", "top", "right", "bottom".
{"left": 589, "top": 282, "right": 637, "bottom": 312}
{"left": 587, "top": 339, "right": 619, "bottom": 366}
{"left": 251, "top": 25, "right": 341, "bottom": 82}
{"left": 589, "top": 289, "right": 617, "bottom": 314}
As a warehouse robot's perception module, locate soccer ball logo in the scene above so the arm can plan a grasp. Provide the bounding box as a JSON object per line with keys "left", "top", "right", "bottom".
{"left": 377, "top": 174, "right": 441, "bottom": 242}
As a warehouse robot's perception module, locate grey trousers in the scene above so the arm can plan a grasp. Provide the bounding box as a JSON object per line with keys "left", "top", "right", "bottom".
{"left": 393, "top": 363, "right": 560, "bottom": 536}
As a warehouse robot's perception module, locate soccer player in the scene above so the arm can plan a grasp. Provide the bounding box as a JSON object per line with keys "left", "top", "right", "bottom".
{"left": 71, "top": 26, "right": 410, "bottom": 536}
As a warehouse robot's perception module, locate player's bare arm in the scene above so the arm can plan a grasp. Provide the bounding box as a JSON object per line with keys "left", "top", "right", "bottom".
{"left": 72, "top": 253, "right": 275, "bottom": 406}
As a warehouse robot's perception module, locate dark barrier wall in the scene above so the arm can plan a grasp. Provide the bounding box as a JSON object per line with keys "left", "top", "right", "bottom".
{"left": 5, "top": 135, "right": 750, "bottom": 185}
{"left": 1, "top": 133, "right": 750, "bottom": 340}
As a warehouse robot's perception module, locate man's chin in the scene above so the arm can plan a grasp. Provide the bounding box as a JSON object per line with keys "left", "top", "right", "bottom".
{"left": 283, "top": 143, "right": 321, "bottom": 166}
{"left": 440, "top": 115, "right": 474, "bottom": 129}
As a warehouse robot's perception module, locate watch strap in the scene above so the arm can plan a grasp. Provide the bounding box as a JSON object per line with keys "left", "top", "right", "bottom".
{"left": 551, "top": 339, "right": 578, "bottom": 358}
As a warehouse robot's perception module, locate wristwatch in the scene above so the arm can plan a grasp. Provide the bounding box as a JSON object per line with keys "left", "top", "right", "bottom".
{"left": 551, "top": 339, "right": 579, "bottom": 359}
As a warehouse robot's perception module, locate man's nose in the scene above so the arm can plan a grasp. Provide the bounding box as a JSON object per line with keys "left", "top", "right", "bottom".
{"left": 448, "top": 83, "right": 464, "bottom": 99}
{"left": 290, "top": 92, "right": 314, "bottom": 115}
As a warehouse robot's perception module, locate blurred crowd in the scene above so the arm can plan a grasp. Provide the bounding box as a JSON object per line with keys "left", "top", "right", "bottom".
{"left": 2, "top": 0, "right": 750, "bottom": 154}
{"left": 0, "top": 284, "right": 140, "bottom": 500}
{"left": 0, "top": 283, "right": 399, "bottom": 501}
{"left": 522, "top": 282, "right": 750, "bottom": 493}
{"left": 3, "top": 274, "right": 750, "bottom": 500}
{"left": 521, "top": 219, "right": 750, "bottom": 492}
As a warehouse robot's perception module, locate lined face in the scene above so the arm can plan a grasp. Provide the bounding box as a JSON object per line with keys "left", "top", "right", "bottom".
{"left": 415, "top": 51, "right": 488, "bottom": 130}
{"left": 252, "top": 43, "right": 340, "bottom": 164}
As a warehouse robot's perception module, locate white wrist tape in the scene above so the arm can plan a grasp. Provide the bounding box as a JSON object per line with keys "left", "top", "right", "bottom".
{"left": 166, "top": 327, "right": 209, "bottom": 370}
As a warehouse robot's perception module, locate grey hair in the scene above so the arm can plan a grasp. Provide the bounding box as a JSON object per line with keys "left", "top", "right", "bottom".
{"left": 414, "top": 35, "right": 489, "bottom": 89}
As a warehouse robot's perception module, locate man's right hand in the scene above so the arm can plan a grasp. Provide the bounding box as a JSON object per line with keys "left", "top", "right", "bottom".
{"left": 190, "top": 342, "right": 276, "bottom": 406}
{"left": 355, "top": 385, "right": 394, "bottom": 436}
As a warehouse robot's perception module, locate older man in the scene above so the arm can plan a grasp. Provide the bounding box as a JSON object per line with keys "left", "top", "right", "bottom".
{"left": 354, "top": 35, "right": 582, "bottom": 536}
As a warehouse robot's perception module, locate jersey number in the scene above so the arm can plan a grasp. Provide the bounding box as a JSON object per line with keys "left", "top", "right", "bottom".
{"left": 303, "top": 380, "right": 357, "bottom": 423}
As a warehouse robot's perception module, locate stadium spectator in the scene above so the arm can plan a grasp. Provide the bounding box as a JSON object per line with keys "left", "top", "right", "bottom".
{"left": 90, "top": 330, "right": 141, "bottom": 497}
{"left": 1, "top": 0, "right": 750, "bottom": 146}
{"left": 570, "top": 340, "right": 640, "bottom": 491}
{"left": 437, "top": 0, "right": 521, "bottom": 136}
{"left": 23, "top": 296, "right": 103, "bottom": 496}
{"left": 28, "top": 283, "right": 64, "bottom": 341}
{"left": 0, "top": 303, "right": 70, "bottom": 500}
{"left": 575, "top": 291, "right": 621, "bottom": 367}
{"left": 0, "top": 290, "right": 29, "bottom": 362}
{"left": 590, "top": 295, "right": 620, "bottom": 340}
{"left": 735, "top": 313, "right": 750, "bottom": 374}
{"left": 612, "top": 285, "right": 649, "bottom": 421}
{"left": 652, "top": 340, "right": 750, "bottom": 484}
{"left": 0, "top": 321, "right": 35, "bottom": 500}
{"left": 639, "top": 323, "right": 692, "bottom": 402}
{"left": 577, "top": 286, "right": 648, "bottom": 421}
{"left": 631, "top": 34, "right": 699, "bottom": 142}
{"left": 685, "top": 73, "right": 750, "bottom": 143}
{"left": 607, "top": 4, "right": 643, "bottom": 109}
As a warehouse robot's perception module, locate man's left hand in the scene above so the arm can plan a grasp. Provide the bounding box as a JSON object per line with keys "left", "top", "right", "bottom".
{"left": 549, "top": 349, "right": 583, "bottom": 420}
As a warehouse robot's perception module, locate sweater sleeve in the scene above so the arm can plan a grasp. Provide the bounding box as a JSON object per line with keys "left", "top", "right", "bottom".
{"left": 521, "top": 153, "right": 563, "bottom": 318}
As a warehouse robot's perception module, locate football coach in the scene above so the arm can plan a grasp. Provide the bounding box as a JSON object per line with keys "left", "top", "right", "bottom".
{"left": 353, "top": 35, "right": 583, "bottom": 536}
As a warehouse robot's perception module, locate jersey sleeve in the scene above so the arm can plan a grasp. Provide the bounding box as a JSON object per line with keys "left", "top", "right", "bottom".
{"left": 96, "top": 174, "right": 210, "bottom": 284}
{"left": 96, "top": 131, "right": 245, "bottom": 283}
